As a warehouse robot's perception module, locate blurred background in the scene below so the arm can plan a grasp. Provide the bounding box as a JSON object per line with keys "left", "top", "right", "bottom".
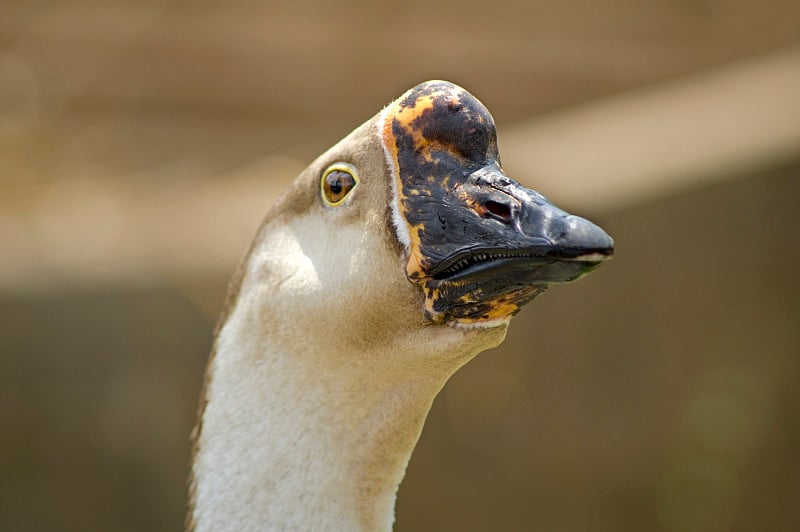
{"left": 1, "top": 1, "right": 799, "bottom": 531}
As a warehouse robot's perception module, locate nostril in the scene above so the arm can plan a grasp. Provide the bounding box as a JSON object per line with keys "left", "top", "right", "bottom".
{"left": 484, "top": 200, "right": 513, "bottom": 221}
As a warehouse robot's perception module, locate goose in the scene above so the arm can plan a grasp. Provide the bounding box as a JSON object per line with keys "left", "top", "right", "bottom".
{"left": 188, "top": 80, "right": 614, "bottom": 531}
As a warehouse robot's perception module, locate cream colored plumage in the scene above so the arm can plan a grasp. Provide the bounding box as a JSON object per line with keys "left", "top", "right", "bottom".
{"left": 188, "top": 81, "right": 612, "bottom": 531}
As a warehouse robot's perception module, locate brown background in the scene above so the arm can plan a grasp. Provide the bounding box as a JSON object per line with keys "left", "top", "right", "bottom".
{"left": 2, "top": 1, "right": 799, "bottom": 531}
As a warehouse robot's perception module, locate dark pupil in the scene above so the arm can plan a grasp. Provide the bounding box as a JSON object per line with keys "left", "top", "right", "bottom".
{"left": 329, "top": 175, "right": 342, "bottom": 194}
{"left": 326, "top": 171, "right": 353, "bottom": 200}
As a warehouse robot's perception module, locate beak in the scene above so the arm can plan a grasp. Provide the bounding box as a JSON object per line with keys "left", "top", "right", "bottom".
{"left": 380, "top": 80, "right": 614, "bottom": 325}
{"left": 428, "top": 165, "right": 614, "bottom": 283}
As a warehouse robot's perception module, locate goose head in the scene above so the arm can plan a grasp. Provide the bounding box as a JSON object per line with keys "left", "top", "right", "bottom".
{"left": 242, "top": 80, "right": 612, "bottom": 362}
{"left": 381, "top": 81, "right": 613, "bottom": 325}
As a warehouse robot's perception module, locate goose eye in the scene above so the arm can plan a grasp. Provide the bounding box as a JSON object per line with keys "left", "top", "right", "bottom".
{"left": 321, "top": 164, "right": 358, "bottom": 206}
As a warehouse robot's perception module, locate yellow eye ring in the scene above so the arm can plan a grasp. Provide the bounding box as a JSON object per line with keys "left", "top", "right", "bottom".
{"left": 320, "top": 163, "right": 359, "bottom": 206}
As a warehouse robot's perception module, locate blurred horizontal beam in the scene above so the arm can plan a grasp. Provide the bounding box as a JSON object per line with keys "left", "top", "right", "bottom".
{"left": 501, "top": 44, "right": 800, "bottom": 211}
{"left": 0, "top": 157, "right": 302, "bottom": 293}
{"left": 2, "top": 46, "right": 799, "bottom": 292}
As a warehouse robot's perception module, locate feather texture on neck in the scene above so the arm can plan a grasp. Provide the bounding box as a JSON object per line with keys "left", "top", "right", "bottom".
{"left": 189, "top": 114, "right": 507, "bottom": 531}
